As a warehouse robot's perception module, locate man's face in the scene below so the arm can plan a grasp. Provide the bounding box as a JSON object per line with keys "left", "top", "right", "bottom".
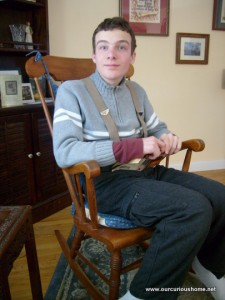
{"left": 92, "top": 29, "right": 136, "bottom": 86}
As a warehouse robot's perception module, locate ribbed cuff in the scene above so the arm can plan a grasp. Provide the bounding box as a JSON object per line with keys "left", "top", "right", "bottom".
{"left": 113, "top": 138, "right": 143, "bottom": 163}
{"left": 95, "top": 141, "right": 116, "bottom": 166}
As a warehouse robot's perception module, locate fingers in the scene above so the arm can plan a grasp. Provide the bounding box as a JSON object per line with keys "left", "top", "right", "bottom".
{"left": 175, "top": 136, "right": 182, "bottom": 152}
{"left": 170, "top": 134, "right": 182, "bottom": 154}
{"left": 160, "top": 133, "right": 182, "bottom": 155}
{"left": 142, "top": 136, "right": 165, "bottom": 160}
{"left": 142, "top": 134, "right": 182, "bottom": 160}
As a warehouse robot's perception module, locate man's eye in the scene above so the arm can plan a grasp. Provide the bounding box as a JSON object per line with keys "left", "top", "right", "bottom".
{"left": 99, "top": 45, "right": 108, "bottom": 51}
{"left": 118, "top": 45, "right": 127, "bottom": 51}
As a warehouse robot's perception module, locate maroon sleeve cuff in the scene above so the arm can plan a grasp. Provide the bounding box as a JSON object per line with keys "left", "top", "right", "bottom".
{"left": 113, "top": 138, "right": 143, "bottom": 163}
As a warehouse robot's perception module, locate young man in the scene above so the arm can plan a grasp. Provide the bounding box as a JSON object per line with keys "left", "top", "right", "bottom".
{"left": 53, "top": 17, "right": 225, "bottom": 300}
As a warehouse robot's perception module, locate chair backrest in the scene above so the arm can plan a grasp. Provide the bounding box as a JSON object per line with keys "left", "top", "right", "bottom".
{"left": 26, "top": 55, "right": 134, "bottom": 81}
{"left": 26, "top": 56, "right": 96, "bottom": 82}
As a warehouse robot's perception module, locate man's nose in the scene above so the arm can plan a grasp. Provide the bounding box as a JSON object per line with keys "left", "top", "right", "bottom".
{"left": 107, "top": 47, "right": 116, "bottom": 59}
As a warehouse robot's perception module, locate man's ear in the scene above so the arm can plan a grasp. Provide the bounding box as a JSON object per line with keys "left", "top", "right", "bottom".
{"left": 130, "top": 51, "right": 136, "bottom": 64}
{"left": 92, "top": 53, "right": 96, "bottom": 63}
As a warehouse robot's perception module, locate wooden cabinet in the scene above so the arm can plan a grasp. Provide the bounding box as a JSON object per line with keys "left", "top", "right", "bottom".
{"left": 0, "top": 0, "right": 62, "bottom": 222}
{"left": 0, "top": 104, "right": 71, "bottom": 223}
{"left": 0, "top": 0, "right": 49, "bottom": 81}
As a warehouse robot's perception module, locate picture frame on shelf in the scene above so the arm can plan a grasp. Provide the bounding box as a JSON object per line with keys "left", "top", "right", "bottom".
{"left": 176, "top": 33, "right": 210, "bottom": 65}
{"left": 0, "top": 74, "right": 23, "bottom": 107}
{"left": 29, "top": 77, "right": 46, "bottom": 101}
{"left": 212, "top": 0, "right": 225, "bottom": 30}
{"left": 22, "top": 83, "right": 35, "bottom": 104}
{"left": 119, "top": 0, "right": 170, "bottom": 36}
{"left": 0, "top": 67, "right": 21, "bottom": 76}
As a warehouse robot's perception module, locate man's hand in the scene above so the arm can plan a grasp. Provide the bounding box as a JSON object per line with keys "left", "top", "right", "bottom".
{"left": 142, "top": 133, "right": 182, "bottom": 160}
{"left": 142, "top": 136, "right": 166, "bottom": 160}
{"left": 160, "top": 133, "right": 182, "bottom": 155}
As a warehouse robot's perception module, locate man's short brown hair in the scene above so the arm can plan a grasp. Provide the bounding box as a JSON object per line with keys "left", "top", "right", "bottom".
{"left": 92, "top": 17, "right": 137, "bottom": 54}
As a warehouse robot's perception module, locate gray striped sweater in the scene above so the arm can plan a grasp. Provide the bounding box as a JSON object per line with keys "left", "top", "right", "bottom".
{"left": 53, "top": 71, "right": 170, "bottom": 168}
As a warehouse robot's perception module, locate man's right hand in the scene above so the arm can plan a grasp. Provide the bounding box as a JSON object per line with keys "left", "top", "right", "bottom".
{"left": 142, "top": 136, "right": 166, "bottom": 160}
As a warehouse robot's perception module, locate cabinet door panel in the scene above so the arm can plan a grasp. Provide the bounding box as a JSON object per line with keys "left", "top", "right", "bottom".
{"left": 0, "top": 114, "right": 35, "bottom": 205}
{"left": 31, "top": 111, "right": 68, "bottom": 203}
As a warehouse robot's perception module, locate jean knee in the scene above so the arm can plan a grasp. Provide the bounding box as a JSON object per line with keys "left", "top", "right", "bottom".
{"left": 187, "top": 194, "right": 213, "bottom": 235}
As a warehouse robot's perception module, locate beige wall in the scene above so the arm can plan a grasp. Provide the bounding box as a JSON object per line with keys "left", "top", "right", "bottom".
{"left": 48, "top": 0, "right": 225, "bottom": 170}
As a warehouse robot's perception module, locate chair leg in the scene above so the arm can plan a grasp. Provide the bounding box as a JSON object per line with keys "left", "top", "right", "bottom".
{"left": 55, "top": 229, "right": 106, "bottom": 300}
{"left": 70, "top": 228, "right": 85, "bottom": 259}
{"left": 109, "top": 251, "right": 122, "bottom": 300}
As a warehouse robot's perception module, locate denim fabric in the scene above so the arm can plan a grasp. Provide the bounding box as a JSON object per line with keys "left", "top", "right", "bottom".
{"left": 93, "top": 166, "right": 225, "bottom": 299}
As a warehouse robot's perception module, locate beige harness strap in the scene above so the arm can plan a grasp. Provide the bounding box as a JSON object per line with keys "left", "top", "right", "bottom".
{"left": 83, "top": 77, "right": 120, "bottom": 141}
{"left": 83, "top": 77, "right": 148, "bottom": 141}
{"left": 126, "top": 81, "right": 148, "bottom": 138}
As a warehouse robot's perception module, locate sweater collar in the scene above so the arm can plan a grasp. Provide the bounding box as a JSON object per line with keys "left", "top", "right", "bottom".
{"left": 90, "top": 71, "right": 126, "bottom": 96}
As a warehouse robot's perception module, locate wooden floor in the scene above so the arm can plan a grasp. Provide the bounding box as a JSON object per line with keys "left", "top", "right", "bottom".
{"left": 8, "top": 169, "right": 225, "bottom": 299}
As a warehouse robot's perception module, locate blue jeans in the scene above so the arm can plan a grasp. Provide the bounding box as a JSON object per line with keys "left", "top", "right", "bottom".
{"left": 94, "top": 166, "right": 225, "bottom": 299}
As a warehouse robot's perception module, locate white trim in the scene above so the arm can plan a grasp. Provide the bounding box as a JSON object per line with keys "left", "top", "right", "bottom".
{"left": 171, "top": 160, "right": 225, "bottom": 172}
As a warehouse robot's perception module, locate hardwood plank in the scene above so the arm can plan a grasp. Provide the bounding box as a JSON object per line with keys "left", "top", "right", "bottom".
{"left": 8, "top": 170, "right": 225, "bottom": 299}
{"left": 194, "top": 169, "right": 225, "bottom": 184}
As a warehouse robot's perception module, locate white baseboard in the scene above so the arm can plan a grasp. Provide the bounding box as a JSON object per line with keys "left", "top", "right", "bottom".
{"left": 171, "top": 159, "right": 225, "bottom": 172}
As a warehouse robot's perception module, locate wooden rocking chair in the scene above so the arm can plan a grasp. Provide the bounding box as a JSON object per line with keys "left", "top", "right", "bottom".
{"left": 25, "top": 54, "right": 205, "bottom": 300}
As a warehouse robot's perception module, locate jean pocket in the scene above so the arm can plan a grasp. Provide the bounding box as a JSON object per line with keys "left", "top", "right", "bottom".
{"left": 126, "top": 191, "right": 140, "bottom": 219}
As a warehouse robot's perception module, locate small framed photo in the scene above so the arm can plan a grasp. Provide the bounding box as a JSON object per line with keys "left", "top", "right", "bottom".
{"left": 22, "top": 83, "right": 35, "bottom": 104}
{"left": 212, "top": 0, "right": 225, "bottom": 30}
{"left": 119, "top": 0, "right": 170, "bottom": 36}
{"left": 176, "top": 33, "right": 210, "bottom": 65}
{"left": 0, "top": 67, "right": 21, "bottom": 76}
{"left": 0, "top": 74, "right": 23, "bottom": 107}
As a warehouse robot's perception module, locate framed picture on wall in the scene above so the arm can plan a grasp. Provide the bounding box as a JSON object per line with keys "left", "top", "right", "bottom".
{"left": 212, "top": 0, "right": 225, "bottom": 30}
{"left": 176, "top": 33, "right": 210, "bottom": 65}
{"left": 119, "top": 0, "right": 170, "bottom": 36}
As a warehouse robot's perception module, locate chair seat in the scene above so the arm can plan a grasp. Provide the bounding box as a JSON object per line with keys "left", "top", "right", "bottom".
{"left": 71, "top": 203, "right": 137, "bottom": 229}
{"left": 94, "top": 211, "right": 137, "bottom": 228}
{"left": 73, "top": 216, "right": 153, "bottom": 251}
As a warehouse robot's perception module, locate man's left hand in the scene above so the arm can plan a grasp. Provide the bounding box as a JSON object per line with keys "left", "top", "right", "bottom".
{"left": 160, "top": 133, "right": 182, "bottom": 156}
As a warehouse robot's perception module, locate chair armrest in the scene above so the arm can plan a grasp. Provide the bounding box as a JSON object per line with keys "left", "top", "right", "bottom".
{"left": 147, "top": 139, "right": 205, "bottom": 170}
{"left": 180, "top": 138, "right": 205, "bottom": 172}
{"left": 63, "top": 160, "right": 101, "bottom": 178}
{"left": 181, "top": 139, "right": 205, "bottom": 152}
{"left": 63, "top": 160, "right": 101, "bottom": 228}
